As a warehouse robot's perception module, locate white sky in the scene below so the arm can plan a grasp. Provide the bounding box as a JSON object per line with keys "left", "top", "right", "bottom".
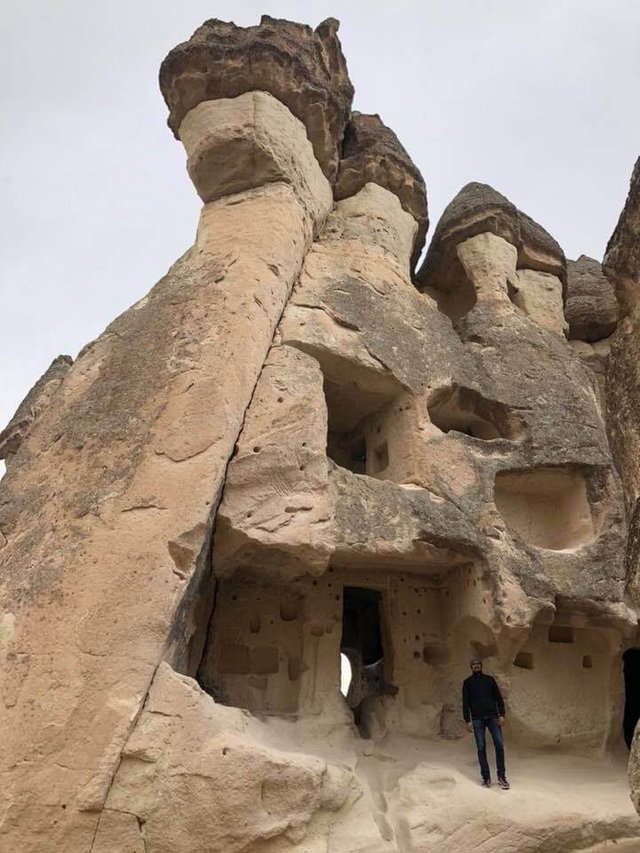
{"left": 1, "top": 0, "right": 639, "bottom": 449}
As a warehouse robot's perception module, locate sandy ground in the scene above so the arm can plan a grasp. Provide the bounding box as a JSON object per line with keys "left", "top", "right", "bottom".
{"left": 260, "top": 715, "right": 640, "bottom": 851}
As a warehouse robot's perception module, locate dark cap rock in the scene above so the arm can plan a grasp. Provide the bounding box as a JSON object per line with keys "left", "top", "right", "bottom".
{"left": 417, "top": 182, "right": 566, "bottom": 292}
{"left": 334, "top": 112, "right": 428, "bottom": 270}
{"left": 565, "top": 255, "right": 617, "bottom": 342}
{"left": 159, "top": 15, "right": 354, "bottom": 183}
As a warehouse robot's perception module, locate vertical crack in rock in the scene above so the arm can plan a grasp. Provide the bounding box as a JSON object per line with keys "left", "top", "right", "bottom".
{"left": 189, "top": 243, "right": 320, "bottom": 696}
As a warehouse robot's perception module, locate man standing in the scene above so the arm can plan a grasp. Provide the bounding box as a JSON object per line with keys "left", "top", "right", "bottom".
{"left": 462, "top": 658, "right": 510, "bottom": 789}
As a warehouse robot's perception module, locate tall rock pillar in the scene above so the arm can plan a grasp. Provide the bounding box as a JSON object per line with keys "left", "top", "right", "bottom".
{"left": 604, "top": 156, "right": 640, "bottom": 811}
{"left": 0, "top": 18, "right": 350, "bottom": 851}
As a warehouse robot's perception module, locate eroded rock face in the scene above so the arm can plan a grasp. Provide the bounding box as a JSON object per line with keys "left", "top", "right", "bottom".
{"left": 604, "top": 158, "right": 640, "bottom": 592}
{"left": 179, "top": 91, "right": 332, "bottom": 225}
{"left": 210, "top": 185, "right": 631, "bottom": 753}
{"left": 603, "top": 157, "right": 640, "bottom": 814}
{"left": 335, "top": 112, "right": 428, "bottom": 268}
{"left": 94, "top": 664, "right": 356, "bottom": 853}
{"left": 0, "top": 354, "right": 72, "bottom": 467}
{"left": 605, "top": 158, "right": 640, "bottom": 311}
{"left": 1, "top": 14, "right": 638, "bottom": 853}
{"left": 160, "top": 15, "right": 354, "bottom": 182}
{"left": 416, "top": 182, "right": 566, "bottom": 295}
{"left": 0, "top": 84, "right": 332, "bottom": 850}
{"left": 566, "top": 255, "right": 617, "bottom": 342}
{"left": 565, "top": 256, "right": 617, "bottom": 408}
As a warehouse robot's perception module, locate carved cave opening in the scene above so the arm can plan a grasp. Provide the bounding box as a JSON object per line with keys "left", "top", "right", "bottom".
{"left": 324, "top": 377, "right": 397, "bottom": 479}
{"left": 494, "top": 466, "right": 601, "bottom": 550}
{"left": 623, "top": 649, "right": 640, "bottom": 749}
{"left": 340, "top": 586, "right": 385, "bottom": 733}
{"left": 427, "top": 384, "right": 524, "bottom": 441}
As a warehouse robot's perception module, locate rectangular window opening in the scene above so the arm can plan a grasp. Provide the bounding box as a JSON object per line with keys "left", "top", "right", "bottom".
{"left": 548, "top": 625, "right": 574, "bottom": 644}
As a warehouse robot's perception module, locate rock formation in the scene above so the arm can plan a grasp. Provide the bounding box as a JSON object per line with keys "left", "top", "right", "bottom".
{"left": 1, "top": 15, "right": 639, "bottom": 853}
{"left": 0, "top": 354, "right": 72, "bottom": 468}
{"left": 603, "top": 157, "right": 640, "bottom": 814}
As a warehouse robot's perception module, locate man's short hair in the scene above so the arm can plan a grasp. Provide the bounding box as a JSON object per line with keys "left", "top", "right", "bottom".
{"left": 470, "top": 657, "right": 482, "bottom": 665}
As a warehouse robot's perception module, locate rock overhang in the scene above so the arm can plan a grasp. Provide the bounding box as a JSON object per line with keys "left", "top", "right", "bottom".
{"left": 159, "top": 15, "right": 354, "bottom": 183}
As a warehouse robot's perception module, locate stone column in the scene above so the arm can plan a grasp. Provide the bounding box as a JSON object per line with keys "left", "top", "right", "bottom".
{"left": 0, "top": 19, "right": 344, "bottom": 850}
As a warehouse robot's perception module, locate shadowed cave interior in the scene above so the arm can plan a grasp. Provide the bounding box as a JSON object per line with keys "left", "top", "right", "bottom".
{"left": 623, "top": 648, "right": 640, "bottom": 749}
{"left": 340, "top": 586, "right": 385, "bottom": 732}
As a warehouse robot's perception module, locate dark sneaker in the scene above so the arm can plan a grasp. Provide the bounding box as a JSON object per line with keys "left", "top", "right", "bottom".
{"left": 481, "top": 778, "right": 491, "bottom": 788}
{"left": 497, "top": 776, "right": 510, "bottom": 790}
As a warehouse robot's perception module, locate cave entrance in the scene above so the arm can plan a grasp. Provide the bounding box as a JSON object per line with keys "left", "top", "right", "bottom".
{"left": 323, "top": 377, "right": 398, "bottom": 479}
{"left": 427, "top": 384, "right": 524, "bottom": 441}
{"left": 340, "top": 587, "right": 384, "bottom": 733}
{"left": 623, "top": 649, "right": 640, "bottom": 748}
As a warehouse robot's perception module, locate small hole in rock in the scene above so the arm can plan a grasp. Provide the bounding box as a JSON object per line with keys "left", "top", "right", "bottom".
{"left": 513, "top": 651, "right": 534, "bottom": 670}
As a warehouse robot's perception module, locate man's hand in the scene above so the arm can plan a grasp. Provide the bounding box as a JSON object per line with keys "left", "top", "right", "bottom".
{"left": 467, "top": 722, "right": 473, "bottom": 733}
{"left": 498, "top": 716, "right": 505, "bottom": 727}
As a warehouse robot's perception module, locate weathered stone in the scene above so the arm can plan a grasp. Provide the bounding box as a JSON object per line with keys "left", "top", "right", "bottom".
{"left": 0, "top": 355, "right": 72, "bottom": 466}
{"left": 2, "top": 15, "right": 639, "bottom": 853}
{"left": 566, "top": 255, "right": 617, "bottom": 341}
{"left": 417, "top": 182, "right": 566, "bottom": 296}
{"left": 510, "top": 268, "right": 567, "bottom": 336}
{"left": 604, "top": 157, "right": 640, "bottom": 314}
{"left": 179, "top": 91, "right": 332, "bottom": 226}
{"left": 211, "top": 345, "right": 333, "bottom": 578}
{"left": 604, "top": 159, "right": 640, "bottom": 585}
{"left": 603, "top": 157, "right": 640, "bottom": 817}
{"left": 209, "top": 180, "right": 631, "bottom": 761}
{"left": 95, "top": 663, "right": 356, "bottom": 853}
{"left": 335, "top": 112, "right": 428, "bottom": 268}
{"left": 160, "top": 16, "right": 354, "bottom": 182}
{"left": 0, "top": 74, "right": 331, "bottom": 848}
{"left": 568, "top": 336, "right": 612, "bottom": 412}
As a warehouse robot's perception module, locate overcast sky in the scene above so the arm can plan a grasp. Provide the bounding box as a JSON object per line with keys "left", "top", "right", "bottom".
{"left": 1, "top": 0, "right": 639, "bottom": 454}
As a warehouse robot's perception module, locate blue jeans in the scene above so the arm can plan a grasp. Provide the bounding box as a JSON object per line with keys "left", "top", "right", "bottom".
{"left": 472, "top": 716, "right": 505, "bottom": 780}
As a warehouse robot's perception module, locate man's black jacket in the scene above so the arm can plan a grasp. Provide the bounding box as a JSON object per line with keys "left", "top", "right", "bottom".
{"left": 462, "top": 672, "right": 505, "bottom": 722}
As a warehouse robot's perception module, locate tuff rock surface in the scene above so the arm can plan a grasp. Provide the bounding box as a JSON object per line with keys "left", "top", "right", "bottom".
{"left": 566, "top": 255, "right": 617, "bottom": 342}
{"left": 335, "top": 112, "right": 428, "bottom": 269}
{"left": 565, "top": 255, "right": 617, "bottom": 407}
{"left": 160, "top": 15, "right": 353, "bottom": 182}
{"left": 2, "top": 14, "right": 640, "bottom": 853}
{"left": 416, "top": 182, "right": 567, "bottom": 294}
{"left": 603, "top": 157, "right": 640, "bottom": 814}
{"left": 0, "top": 354, "right": 72, "bottom": 467}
